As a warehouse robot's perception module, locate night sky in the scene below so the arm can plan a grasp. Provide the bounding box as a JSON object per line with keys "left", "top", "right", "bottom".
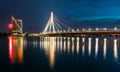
{"left": 0, "top": 0, "right": 120, "bottom": 33}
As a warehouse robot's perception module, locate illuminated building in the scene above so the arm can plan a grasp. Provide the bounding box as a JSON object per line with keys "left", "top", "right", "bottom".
{"left": 8, "top": 16, "right": 23, "bottom": 34}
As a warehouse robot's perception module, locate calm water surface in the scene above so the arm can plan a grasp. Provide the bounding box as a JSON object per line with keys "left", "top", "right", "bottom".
{"left": 0, "top": 36, "right": 120, "bottom": 72}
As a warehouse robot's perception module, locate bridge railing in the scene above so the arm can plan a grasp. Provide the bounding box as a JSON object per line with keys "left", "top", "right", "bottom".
{"left": 41, "top": 28, "right": 120, "bottom": 34}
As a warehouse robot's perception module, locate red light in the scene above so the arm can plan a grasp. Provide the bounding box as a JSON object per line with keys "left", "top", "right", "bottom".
{"left": 9, "top": 37, "right": 14, "bottom": 64}
{"left": 9, "top": 24, "right": 13, "bottom": 29}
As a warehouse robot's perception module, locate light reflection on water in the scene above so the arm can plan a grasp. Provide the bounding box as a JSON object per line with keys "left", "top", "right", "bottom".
{"left": 76, "top": 37, "right": 79, "bottom": 54}
{"left": 103, "top": 38, "right": 107, "bottom": 59}
{"left": 67, "top": 37, "right": 70, "bottom": 54}
{"left": 114, "top": 39, "right": 118, "bottom": 60}
{"left": 39, "top": 37, "right": 120, "bottom": 69}
{"left": 82, "top": 37, "right": 85, "bottom": 56}
{"left": 72, "top": 37, "right": 75, "bottom": 55}
{"left": 8, "top": 36, "right": 120, "bottom": 70}
{"left": 95, "top": 38, "right": 99, "bottom": 58}
{"left": 8, "top": 36, "right": 24, "bottom": 64}
{"left": 43, "top": 37, "right": 56, "bottom": 69}
{"left": 88, "top": 38, "right": 91, "bottom": 56}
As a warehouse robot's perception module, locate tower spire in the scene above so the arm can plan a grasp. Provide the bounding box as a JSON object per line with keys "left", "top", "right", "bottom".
{"left": 51, "top": 12, "right": 53, "bottom": 24}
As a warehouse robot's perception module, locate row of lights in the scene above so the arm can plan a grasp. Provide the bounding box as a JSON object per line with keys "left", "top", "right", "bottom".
{"left": 43, "top": 27, "right": 119, "bottom": 33}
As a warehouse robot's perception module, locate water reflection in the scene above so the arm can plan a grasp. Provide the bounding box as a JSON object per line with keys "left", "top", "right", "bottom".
{"left": 57, "top": 37, "right": 60, "bottom": 52}
{"left": 88, "top": 38, "right": 91, "bottom": 56}
{"left": 76, "top": 37, "right": 80, "bottom": 54}
{"left": 95, "top": 38, "right": 99, "bottom": 58}
{"left": 72, "top": 37, "right": 75, "bottom": 54}
{"left": 67, "top": 37, "right": 70, "bottom": 54}
{"left": 82, "top": 38, "right": 85, "bottom": 56}
{"left": 63, "top": 37, "right": 66, "bottom": 52}
{"left": 60, "top": 37, "right": 63, "bottom": 53}
{"left": 8, "top": 36, "right": 24, "bottom": 64}
{"left": 38, "top": 36, "right": 120, "bottom": 69}
{"left": 42, "top": 37, "right": 56, "bottom": 69}
{"left": 33, "top": 38, "right": 37, "bottom": 48}
{"left": 103, "top": 38, "right": 107, "bottom": 59}
{"left": 114, "top": 39, "right": 118, "bottom": 60}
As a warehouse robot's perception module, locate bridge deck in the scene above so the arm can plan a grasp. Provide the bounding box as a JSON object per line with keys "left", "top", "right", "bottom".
{"left": 28, "top": 31, "right": 120, "bottom": 37}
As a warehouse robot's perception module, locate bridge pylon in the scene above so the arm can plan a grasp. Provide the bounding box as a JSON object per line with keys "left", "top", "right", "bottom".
{"left": 43, "top": 12, "right": 55, "bottom": 33}
{"left": 43, "top": 12, "right": 72, "bottom": 34}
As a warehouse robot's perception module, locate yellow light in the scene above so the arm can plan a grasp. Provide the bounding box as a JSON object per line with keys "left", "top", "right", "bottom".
{"left": 17, "top": 37, "right": 23, "bottom": 64}
{"left": 64, "top": 38, "right": 66, "bottom": 52}
{"left": 76, "top": 37, "right": 79, "bottom": 54}
{"left": 88, "top": 38, "right": 91, "bottom": 56}
{"left": 82, "top": 38, "right": 85, "bottom": 56}
{"left": 51, "top": 12, "right": 53, "bottom": 24}
{"left": 67, "top": 37, "right": 70, "bottom": 54}
{"left": 103, "top": 38, "right": 107, "bottom": 59}
{"left": 114, "top": 39, "right": 118, "bottom": 60}
{"left": 95, "top": 38, "right": 99, "bottom": 58}
{"left": 72, "top": 37, "right": 75, "bottom": 55}
{"left": 42, "top": 37, "right": 56, "bottom": 69}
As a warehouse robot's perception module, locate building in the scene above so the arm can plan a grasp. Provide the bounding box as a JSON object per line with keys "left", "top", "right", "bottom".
{"left": 8, "top": 16, "right": 23, "bottom": 34}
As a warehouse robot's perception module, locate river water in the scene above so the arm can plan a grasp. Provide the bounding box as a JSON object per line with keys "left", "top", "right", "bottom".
{"left": 0, "top": 36, "right": 120, "bottom": 72}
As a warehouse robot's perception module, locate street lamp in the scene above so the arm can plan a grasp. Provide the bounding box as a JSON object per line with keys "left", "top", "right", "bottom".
{"left": 96, "top": 28, "right": 98, "bottom": 31}
{"left": 77, "top": 29, "right": 79, "bottom": 32}
{"left": 114, "top": 27, "right": 117, "bottom": 31}
{"left": 104, "top": 28, "right": 107, "bottom": 31}
{"left": 88, "top": 28, "right": 91, "bottom": 31}
{"left": 82, "top": 28, "right": 85, "bottom": 31}
{"left": 72, "top": 29, "right": 75, "bottom": 32}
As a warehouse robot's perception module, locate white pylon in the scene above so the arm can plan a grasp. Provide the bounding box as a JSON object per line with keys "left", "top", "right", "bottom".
{"left": 51, "top": 12, "right": 55, "bottom": 33}
{"left": 51, "top": 12, "right": 53, "bottom": 24}
{"left": 43, "top": 12, "right": 55, "bottom": 33}
{"left": 43, "top": 12, "right": 72, "bottom": 33}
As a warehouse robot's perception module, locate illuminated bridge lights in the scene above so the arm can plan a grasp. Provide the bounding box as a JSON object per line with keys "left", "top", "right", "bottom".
{"left": 7, "top": 12, "right": 120, "bottom": 37}
{"left": 77, "top": 29, "right": 79, "bottom": 32}
{"left": 96, "top": 28, "right": 99, "bottom": 31}
{"left": 114, "top": 27, "right": 117, "bottom": 30}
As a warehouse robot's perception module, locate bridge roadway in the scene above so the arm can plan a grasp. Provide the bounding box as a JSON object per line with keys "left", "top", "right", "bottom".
{"left": 29, "top": 31, "right": 120, "bottom": 37}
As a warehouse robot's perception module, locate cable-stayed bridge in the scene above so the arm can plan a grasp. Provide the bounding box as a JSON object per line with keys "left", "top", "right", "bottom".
{"left": 43, "top": 12, "right": 72, "bottom": 33}
{"left": 9, "top": 12, "right": 120, "bottom": 37}
{"left": 37, "top": 12, "right": 120, "bottom": 37}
